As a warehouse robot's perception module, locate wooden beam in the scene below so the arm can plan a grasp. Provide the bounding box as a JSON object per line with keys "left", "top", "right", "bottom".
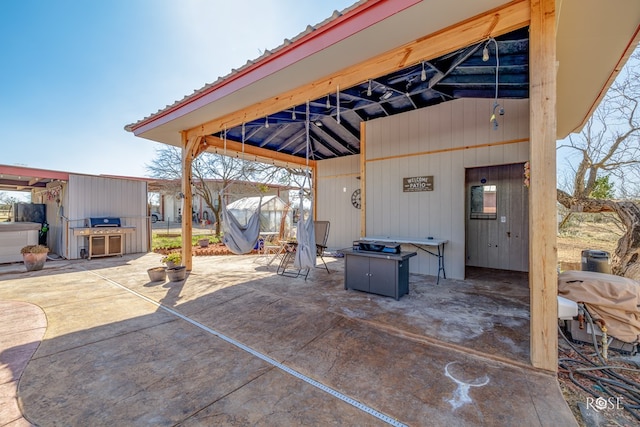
{"left": 202, "top": 135, "right": 317, "bottom": 169}
{"left": 181, "top": 133, "right": 197, "bottom": 271}
{"left": 360, "top": 121, "right": 366, "bottom": 238}
{"left": 529, "top": 0, "right": 558, "bottom": 372}
{"left": 186, "top": 0, "right": 530, "bottom": 141}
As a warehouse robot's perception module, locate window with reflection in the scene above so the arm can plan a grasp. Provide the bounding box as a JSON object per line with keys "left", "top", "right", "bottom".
{"left": 470, "top": 185, "right": 497, "bottom": 219}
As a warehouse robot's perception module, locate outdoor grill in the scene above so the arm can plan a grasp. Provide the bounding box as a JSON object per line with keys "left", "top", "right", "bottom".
{"left": 73, "top": 217, "right": 136, "bottom": 259}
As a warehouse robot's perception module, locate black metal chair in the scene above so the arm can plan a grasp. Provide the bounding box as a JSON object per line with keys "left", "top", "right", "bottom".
{"left": 314, "top": 220, "right": 330, "bottom": 274}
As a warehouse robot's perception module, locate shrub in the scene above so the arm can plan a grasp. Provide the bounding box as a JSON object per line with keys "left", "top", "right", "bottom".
{"left": 21, "top": 244, "right": 49, "bottom": 254}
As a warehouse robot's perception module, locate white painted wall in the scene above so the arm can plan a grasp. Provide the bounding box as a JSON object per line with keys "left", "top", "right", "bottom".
{"left": 317, "top": 98, "right": 530, "bottom": 279}
{"left": 316, "top": 155, "right": 361, "bottom": 250}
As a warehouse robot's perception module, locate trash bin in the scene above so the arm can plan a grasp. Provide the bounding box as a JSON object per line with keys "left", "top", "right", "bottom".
{"left": 581, "top": 249, "right": 611, "bottom": 274}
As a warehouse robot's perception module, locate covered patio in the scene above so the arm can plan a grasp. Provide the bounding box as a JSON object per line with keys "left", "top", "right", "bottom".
{"left": 126, "top": 0, "right": 640, "bottom": 373}
{"left": 1, "top": 254, "right": 571, "bottom": 426}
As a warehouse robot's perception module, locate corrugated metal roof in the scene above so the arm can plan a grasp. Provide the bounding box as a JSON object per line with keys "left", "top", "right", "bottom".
{"left": 125, "top": 1, "right": 367, "bottom": 132}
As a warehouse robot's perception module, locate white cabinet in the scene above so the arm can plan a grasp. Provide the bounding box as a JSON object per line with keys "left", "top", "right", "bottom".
{"left": 0, "top": 223, "right": 41, "bottom": 264}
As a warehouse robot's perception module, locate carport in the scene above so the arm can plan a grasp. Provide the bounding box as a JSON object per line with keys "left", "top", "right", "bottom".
{"left": 126, "top": 0, "right": 640, "bottom": 372}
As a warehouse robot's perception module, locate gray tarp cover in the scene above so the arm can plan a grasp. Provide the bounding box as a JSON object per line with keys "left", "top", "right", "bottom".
{"left": 558, "top": 270, "right": 640, "bottom": 343}
{"left": 221, "top": 199, "right": 261, "bottom": 255}
{"left": 294, "top": 205, "right": 316, "bottom": 270}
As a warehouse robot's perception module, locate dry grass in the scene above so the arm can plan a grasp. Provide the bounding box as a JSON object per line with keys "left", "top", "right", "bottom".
{"left": 557, "top": 213, "right": 622, "bottom": 271}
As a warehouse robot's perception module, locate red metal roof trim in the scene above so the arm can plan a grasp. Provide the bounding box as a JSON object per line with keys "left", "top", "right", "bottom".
{"left": 127, "top": 0, "right": 421, "bottom": 135}
{"left": 0, "top": 165, "right": 69, "bottom": 181}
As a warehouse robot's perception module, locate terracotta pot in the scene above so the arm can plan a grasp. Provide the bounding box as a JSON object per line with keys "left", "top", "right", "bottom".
{"left": 167, "top": 266, "right": 187, "bottom": 282}
{"left": 147, "top": 267, "right": 167, "bottom": 282}
{"left": 23, "top": 252, "right": 47, "bottom": 271}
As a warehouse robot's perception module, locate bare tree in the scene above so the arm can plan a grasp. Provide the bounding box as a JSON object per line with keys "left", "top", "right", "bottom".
{"left": 557, "top": 48, "right": 640, "bottom": 278}
{"left": 146, "top": 146, "right": 285, "bottom": 237}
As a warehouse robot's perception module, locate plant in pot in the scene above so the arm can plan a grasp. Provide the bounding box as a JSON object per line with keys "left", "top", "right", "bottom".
{"left": 161, "top": 252, "right": 182, "bottom": 268}
{"left": 147, "top": 265, "right": 167, "bottom": 282}
{"left": 21, "top": 244, "right": 49, "bottom": 271}
{"left": 167, "top": 265, "right": 187, "bottom": 282}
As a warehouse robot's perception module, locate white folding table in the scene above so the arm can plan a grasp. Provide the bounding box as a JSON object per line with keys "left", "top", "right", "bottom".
{"left": 361, "top": 236, "right": 448, "bottom": 284}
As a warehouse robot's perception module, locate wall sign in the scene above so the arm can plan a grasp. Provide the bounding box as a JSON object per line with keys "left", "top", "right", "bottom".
{"left": 403, "top": 176, "right": 433, "bottom": 192}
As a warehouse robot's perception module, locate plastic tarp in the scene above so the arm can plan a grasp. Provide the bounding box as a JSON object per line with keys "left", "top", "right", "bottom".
{"left": 226, "top": 195, "right": 288, "bottom": 233}
{"left": 220, "top": 198, "right": 262, "bottom": 255}
{"left": 558, "top": 270, "right": 640, "bottom": 343}
{"left": 294, "top": 204, "right": 316, "bottom": 270}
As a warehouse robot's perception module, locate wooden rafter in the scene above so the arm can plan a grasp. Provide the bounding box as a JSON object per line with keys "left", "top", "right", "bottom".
{"left": 202, "top": 135, "right": 317, "bottom": 168}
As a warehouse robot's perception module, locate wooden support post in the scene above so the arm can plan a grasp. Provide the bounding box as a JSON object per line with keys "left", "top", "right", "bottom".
{"left": 529, "top": 0, "right": 558, "bottom": 372}
{"left": 360, "top": 121, "right": 366, "bottom": 238}
{"left": 181, "top": 133, "right": 198, "bottom": 271}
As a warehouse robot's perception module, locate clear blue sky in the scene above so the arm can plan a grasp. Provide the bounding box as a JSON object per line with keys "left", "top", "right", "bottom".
{"left": 0, "top": 0, "right": 355, "bottom": 178}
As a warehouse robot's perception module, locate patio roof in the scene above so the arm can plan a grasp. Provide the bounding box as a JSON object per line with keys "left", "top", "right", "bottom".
{"left": 0, "top": 164, "right": 70, "bottom": 192}
{"left": 125, "top": 0, "right": 640, "bottom": 161}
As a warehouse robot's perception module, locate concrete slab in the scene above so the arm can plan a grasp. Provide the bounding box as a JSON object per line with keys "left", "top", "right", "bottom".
{"left": 0, "top": 253, "right": 577, "bottom": 426}
{"left": 0, "top": 300, "right": 44, "bottom": 427}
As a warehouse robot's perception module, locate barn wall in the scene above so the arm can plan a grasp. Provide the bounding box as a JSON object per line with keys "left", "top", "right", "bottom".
{"left": 316, "top": 154, "right": 362, "bottom": 251}
{"left": 64, "top": 175, "right": 149, "bottom": 259}
{"left": 317, "top": 98, "right": 530, "bottom": 279}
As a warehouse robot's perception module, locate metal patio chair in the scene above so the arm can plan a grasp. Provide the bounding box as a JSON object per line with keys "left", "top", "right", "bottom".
{"left": 276, "top": 220, "right": 331, "bottom": 279}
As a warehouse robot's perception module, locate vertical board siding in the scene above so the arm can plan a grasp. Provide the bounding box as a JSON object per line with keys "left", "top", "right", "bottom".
{"left": 316, "top": 155, "right": 361, "bottom": 250}
{"left": 365, "top": 98, "right": 530, "bottom": 279}
{"left": 65, "top": 175, "right": 149, "bottom": 259}
{"left": 315, "top": 98, "right": 529, "bottom": 279}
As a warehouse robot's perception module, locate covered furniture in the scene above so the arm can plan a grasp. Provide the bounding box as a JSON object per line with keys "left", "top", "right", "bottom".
{"left": 276, "top": 220, "right": 331, "bottom": 279}
{"left": 0, "top": 222, "right": 41, "bottom": 264}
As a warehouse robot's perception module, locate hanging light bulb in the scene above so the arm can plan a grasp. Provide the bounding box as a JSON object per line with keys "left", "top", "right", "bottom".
{"left": 326, "top": 94, "right": 330, "bottom": 109}
{"left": 264, "top": 116, "right": 269, "bottom": 128}
{"left": 292, "top": 108, "right": 296, "bottom": 120}
{"left": 366, "top": 79, "right": 372, "bottom": 96}
{"left": 420, "top": 62, "right": 427, "bottom": 81}
{"left": 482, "top": 42, "right": 490, "bottom": 62}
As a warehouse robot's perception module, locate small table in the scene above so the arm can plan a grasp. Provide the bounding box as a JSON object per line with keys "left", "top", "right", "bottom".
{"left": 360, "top": 236, "right": 448, "bottom": 284}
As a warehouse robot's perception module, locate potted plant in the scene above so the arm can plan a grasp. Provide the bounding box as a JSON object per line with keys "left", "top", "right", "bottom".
{"left": 147, "top": 266, "right": 167, "bottom": 282}
{"left": 167, "top": 265, "right": 187, "bottom": 282}
{"left": 161, "top": 252, "right": 182, "bottom": 268}
{"left": 21, "top": 244, "right": 49, "bottom": 271}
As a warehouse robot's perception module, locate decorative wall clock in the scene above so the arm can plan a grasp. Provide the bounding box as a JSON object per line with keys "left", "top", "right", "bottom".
{"left": 351, "top": 189, "right": 361, "bottom": 209}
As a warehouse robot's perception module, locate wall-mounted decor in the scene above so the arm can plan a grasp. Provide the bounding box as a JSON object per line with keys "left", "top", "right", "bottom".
{"left": 351, "top": 189, "right": 361, "bottom": 209}
{"left": 403, "top": 176, "right": 433, "bottom": 192}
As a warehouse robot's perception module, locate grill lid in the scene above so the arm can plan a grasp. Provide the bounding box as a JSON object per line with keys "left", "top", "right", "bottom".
{"left": 87, "top": 217, "right": 121, "bottom": 227}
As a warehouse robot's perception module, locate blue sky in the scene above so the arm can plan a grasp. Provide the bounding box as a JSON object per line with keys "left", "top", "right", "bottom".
{"left": 0, "top": 0, "right": 355, "bottom": 178}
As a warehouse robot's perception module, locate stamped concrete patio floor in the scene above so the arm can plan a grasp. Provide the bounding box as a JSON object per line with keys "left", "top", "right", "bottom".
{"left": 0, "top": 253, "right": 576, "bottom": 426}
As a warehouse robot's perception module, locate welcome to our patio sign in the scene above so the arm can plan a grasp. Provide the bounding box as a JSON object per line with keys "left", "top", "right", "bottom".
{"left": 403, "top": 176, "right": 433, "bottom": 192}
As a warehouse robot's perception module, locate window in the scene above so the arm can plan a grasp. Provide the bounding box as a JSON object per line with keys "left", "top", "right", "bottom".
{"left": 470, "top": 185, "right": 497, "bottom": 219}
